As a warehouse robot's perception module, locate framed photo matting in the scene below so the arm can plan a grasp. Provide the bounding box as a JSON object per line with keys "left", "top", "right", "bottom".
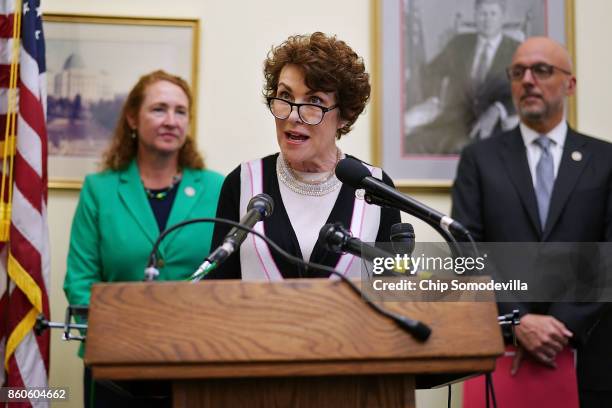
{"left": 372, "top": 0, "right": 575, "bottom": 188}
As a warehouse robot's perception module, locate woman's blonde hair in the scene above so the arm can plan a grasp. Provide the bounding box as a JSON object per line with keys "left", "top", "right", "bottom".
{"left": 101, "top": 70, "right": 204, "bottom": 170}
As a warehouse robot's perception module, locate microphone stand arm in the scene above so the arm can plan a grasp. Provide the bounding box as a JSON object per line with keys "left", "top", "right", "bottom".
{"left": 34, "top": 305, "right": 89, "bottom": 342}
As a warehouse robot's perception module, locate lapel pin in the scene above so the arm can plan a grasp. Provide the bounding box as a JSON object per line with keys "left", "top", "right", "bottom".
{"left": 571, "top": 151, "right": 582, "bottom": 162}
{"left": 184, "top": 186, "right": 196, "bottom": 197}
{"left": 355, "top": 189, "right": 365, "bottom": 200}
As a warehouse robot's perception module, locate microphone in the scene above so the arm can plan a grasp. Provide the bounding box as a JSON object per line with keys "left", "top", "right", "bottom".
{"left": 320, "top": 222, "right": 431, "bottom": 341}
{"left": 319, "top": 222, "right": 394, "bottom": 263}
{"left": 390, "top": 223, "right": 415, "bottom": 257}
{"left": 191, "top": 193, "right": 274, "bottom": 280}
{"left": 335, "top": 158, "right": 470, "bottom": 239}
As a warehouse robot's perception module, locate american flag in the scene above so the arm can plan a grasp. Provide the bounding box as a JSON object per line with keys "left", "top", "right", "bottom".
{"left": 0, "top": 0, "right": 51, "bottom": 406}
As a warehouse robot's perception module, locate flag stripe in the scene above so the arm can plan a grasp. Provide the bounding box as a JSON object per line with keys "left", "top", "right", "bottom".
{"left": 16, "top": 330, "right": 48, "bottom": 387}
{"left": 19, "top": 81, "right": 45, "bottom": 146}
{"left": 14, "top": 154, "right": 43, "bottom": 214}
{"left": 0, "top": 39, "right": 15, "bottom": 65}
{"left": 10, "top": 187, "right": 44, "bottom": 254}
{"left": 0, "top": 114, "right": 7, "bottom": 134}
{"left": 0, "top": 64, "right": 12, "bottom": 87}
{"left": 0, "top": 292, "right": 7, "bottom": 340}
{"left": 6, "top": 356, "right": 25, "bottom": 389}
{"left": 0, "top": 2, "right": 16, "bottom": 14}
{"left": 0, "top": 14, "right": 15, "bottom": 38}
{"left": 0, "top": 337, "right": 6, "bottom": 386}
{"left": 19, "top": 46, "right": 39, "bottom": 96}
{"left": 17, "top": 109, "right": 44, "bottom": 177}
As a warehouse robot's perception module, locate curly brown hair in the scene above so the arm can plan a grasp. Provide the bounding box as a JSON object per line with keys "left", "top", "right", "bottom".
{"left": 263, "top": 32, "right": 370, "bottom": 139}
{"left": 101, "top": 70, "right": 204, "bottom": 171}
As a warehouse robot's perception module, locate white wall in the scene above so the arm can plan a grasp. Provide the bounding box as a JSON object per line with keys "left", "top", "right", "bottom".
{"left": 42, "top": 1, "right": 612, "bottom": 407}
{"left": 575, "top": 0, "right": 612, "bottom": 139}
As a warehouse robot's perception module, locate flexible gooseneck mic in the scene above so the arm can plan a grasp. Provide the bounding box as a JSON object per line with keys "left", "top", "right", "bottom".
{"left": 144, "top": 194, "right": 273, "bottom": 282}
{"left": 191, "top": 193, "right": 274, "bottom": 281}
{"left": 319, "top": 222, "right": 395, "bottom": 262}
{"left": 335, "top": 158, "right": 471, "bottom": 239}
{"left": 319, "top": 222, "right": 431, "bottom": 341}
{"left": 142, "top": 214, "right": 431, "bottom": 341}
{"left": 390, "top": 222, "right": 416, "bottom": 257}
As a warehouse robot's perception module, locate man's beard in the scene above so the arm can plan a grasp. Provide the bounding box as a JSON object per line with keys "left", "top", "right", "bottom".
{"left": 519, "top": 100, "right": 563, "bottom": 124}
{"left": 520, "top": 106, "right": 547, "bottom": 122}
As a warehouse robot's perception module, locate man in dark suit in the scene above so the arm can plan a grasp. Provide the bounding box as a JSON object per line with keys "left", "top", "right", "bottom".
{"left": 405, "top": 0, "right": 519, "bottom": 154}
{"left": 452, "top": 36, "right": 612, "bottom": 407}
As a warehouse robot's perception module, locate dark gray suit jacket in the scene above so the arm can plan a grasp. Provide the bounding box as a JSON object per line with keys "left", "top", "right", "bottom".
{"left": 405, "top": 33, "right": 519, "bottom": 155}
{"left": 451, "top": 125, "right": 612, "bottom": 391}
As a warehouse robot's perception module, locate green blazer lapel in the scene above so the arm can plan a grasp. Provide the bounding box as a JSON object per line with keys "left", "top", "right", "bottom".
{"left": 161, "top": 168, "right": 205, "bottom": 251}
{"left": 117, "top": 160, "right": 159, "bottom": 246}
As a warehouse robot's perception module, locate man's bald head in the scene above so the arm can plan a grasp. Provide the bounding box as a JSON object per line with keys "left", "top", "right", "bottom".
{"left": 512, "top": 36, "right": 573, "bottom": 72}
{"left": 509, "top": 36, "right": 576, "bottom": 133}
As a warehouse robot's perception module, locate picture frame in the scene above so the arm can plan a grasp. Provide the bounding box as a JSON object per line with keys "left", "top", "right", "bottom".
{"left": 371, "top": 0, "right": 575, "bottom": 190}
{"left": 43, "top": 14, "right": 199, "bottom": 189}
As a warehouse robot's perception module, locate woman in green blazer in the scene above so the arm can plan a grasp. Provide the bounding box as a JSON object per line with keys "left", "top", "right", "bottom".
{"left": 63, "top": 70, "right": 223, "bottom": 407}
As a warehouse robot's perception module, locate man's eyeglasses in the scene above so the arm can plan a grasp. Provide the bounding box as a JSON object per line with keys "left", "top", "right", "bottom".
{"left": 506, "top": 63, "right": 572, "bottom": 81}
{"left": 267, "top": 97, "right": 338, "bottom": 125}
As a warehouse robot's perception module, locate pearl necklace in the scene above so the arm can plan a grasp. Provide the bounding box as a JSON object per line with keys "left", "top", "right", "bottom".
{"left": 276, "top": 150, "right": 342, "bottom": 196}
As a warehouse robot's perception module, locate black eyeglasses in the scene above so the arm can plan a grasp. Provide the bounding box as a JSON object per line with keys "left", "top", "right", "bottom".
{"left": 266, "top": 97, "right": 338, "bottom": 125}
{"left": 506, "top": 63, "right": 572, "bottom": 81}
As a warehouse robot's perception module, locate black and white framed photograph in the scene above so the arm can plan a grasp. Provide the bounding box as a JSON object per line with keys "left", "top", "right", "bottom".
{"left": 373, "top": 0, "right": 575, "bottom": 186}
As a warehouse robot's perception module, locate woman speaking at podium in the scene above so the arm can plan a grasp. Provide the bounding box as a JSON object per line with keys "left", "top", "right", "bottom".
{"left": 63, "top": 70, "right": 224, "bottom": 407}
{"left": 209, "top": 33, "right": 400, "bottom": 280}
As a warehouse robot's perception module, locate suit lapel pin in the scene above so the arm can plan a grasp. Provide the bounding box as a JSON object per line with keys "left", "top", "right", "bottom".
{"left": 184, "top": 186, "right": 196, "bottom": 197}
{"left": 355, "top": 189, "right": 365, "bottom": 200}
{"left": 571, "top": 151, "right": 582, "bottom": 162}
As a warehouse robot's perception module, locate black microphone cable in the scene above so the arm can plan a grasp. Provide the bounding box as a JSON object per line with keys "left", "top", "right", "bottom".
{"left": 145, "top": 217, "right": 432, "bottom": 341}
{"left": 485, "top": 372, "right": 498, "bottom": 408}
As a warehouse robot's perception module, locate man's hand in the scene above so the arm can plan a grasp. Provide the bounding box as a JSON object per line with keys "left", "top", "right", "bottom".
{"left": 514, "top": 314, "right": 573, "bottom": 369}
{"left": 469, "top": 104, "right": 501, "bottom": 140}
{"left": 404, "top": 97, "right": 441, "bottom": 133}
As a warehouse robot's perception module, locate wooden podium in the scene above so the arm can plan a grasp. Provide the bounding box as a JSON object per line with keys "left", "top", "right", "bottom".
{"left": 85, "top": 279, "right": 503, "bottom": 407}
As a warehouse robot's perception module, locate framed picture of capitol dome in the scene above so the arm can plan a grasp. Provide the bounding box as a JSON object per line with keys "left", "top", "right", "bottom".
{"left": 43, "top": 14, "right": 199, "bottom": 188}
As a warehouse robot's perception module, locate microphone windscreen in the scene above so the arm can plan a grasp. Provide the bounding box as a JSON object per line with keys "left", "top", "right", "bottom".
{"left": 335, "top": 157, "right": 371, "bottom": 188}
{"left": 318, "top": 222, "right": 346, "bottom": 253}
{"left": 390, "top": 222, "right": 415, "bottom": 257}
{"left": 390, "top": 222, "right": 415, "bottom": 239}
{"left": 319, "top": 223, "right": 335, "bottom": 242}
{"left": 247, "top": 193, "right": 274, "bottom": 217}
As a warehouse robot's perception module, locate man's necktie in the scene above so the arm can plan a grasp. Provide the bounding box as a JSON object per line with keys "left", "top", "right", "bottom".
{"left": 473, "top": 42, "right": 490, "bottom": 85}
{"left": 534, "top": 136, "right": 554, "bottom": 229}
